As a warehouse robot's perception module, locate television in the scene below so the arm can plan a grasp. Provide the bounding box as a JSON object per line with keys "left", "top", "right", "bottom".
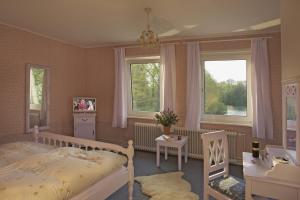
{"left": 73, "top": 97, "right": 96, "bottom": 112}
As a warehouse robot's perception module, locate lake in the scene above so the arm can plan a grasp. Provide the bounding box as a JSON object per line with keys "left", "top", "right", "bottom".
{"left": 225, "top": 105, "right": 246, "bottom": 116}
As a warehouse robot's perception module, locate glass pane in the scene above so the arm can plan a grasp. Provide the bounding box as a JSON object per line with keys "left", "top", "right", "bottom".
{"left": 204, "top": 60, "right": 247, "bottom": 116}
{"left": 30, "top": 68, "right": 44, "bottom": 106}
{"left": 29, "top": 68, "right": 47, "bottom": 128}
{"left": 130, "top": 63, "right": 160, "bottom": 112}
{"left": 287, "top": 97, "right": 296, "bottom": 149}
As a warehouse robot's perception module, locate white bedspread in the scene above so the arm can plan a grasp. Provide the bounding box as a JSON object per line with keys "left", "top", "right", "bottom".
{"left": 0, "top": 142, "right": 54, "bottom": 167}
{"left": 0, "top": 146, "right": 127, "bottom": 200}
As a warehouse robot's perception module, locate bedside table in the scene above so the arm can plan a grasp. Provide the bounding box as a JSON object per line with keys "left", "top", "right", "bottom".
{"left": 155, "top": 135, "right": 188, "bottom": 170}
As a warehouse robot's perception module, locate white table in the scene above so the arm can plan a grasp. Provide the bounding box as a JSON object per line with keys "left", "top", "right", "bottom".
{"left": 243, "top": 147, "right": 300, "bottom": 200}
{"left": 155, "top": 135, "right": 188, "bottom": 170}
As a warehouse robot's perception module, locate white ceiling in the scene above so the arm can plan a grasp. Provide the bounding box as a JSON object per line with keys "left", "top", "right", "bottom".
{"left": 0, "top": 0, "right": 280, "bottom": 47}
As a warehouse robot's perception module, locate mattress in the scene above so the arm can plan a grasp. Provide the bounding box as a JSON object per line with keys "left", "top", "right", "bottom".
{"left": 0, "top": 142, "right": 54, "bottom": 167}
{"left": 0, "top": 145, "right": 127, "bottom": 200}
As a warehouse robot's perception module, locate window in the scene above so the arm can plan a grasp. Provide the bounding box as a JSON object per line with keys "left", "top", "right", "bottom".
{"left": 30, "top": 68, "right": 45, "bottom": 110}
{"left": 201, "top": 51, "right": 252, "bottom": 124}
{"left": 286, "top": 96, "right": 296, "bottom": 150}
{"left": 127, "top": 57, "right": 161, "bottom": 117}
{"left": 26, "top": 64, "right": 50, "bottom": 132}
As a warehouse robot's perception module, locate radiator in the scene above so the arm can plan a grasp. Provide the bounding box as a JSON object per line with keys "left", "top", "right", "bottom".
{"left": 134, "top": 123, "right": 246, "bottom": 164}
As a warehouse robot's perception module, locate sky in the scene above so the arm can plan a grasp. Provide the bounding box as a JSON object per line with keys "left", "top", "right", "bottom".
{"left": 204, "top": 60, "right": 247, "bottom": 82}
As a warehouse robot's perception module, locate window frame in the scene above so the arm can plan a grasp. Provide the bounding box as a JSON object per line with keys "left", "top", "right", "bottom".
{"left": 126, "top": 56, "right": 161, "bottom": 118}
{"left": 26, "top": 64, "right": 50, "bottom": 133}
{"left": 200, "top": 50, "right": 253, "bottom": 125}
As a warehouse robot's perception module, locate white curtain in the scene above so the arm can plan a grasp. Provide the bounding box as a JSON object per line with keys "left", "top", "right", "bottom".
{"left": 185, "top": 42, "right": 202, "bottom": 130}
{"left": 160, "top": 44, "right": 176, "bottom": 111}
{"left": 112, "top": 48, "right": 128, "bottom": 128}
{"left": 251, "top": 38, "right": 273, "bottom": 139}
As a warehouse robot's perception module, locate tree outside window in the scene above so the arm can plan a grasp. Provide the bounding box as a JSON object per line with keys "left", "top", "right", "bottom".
{"left": 130, "top": 62, "right": 160, "bottom": 113}
{"left": 204, "top": 60, "right": 247, "bottom": 117}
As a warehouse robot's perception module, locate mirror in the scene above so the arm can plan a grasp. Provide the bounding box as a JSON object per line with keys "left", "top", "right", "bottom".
{"left": 286, "top": 96, "right": 297, "bottom": 150}
{"left": 26, "top": 64, "right": 50, "bottom": 132}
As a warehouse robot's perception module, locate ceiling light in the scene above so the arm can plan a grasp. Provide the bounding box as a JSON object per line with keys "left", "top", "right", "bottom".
{"left": 139, "top": 7, "right": 160, "bottom": 48}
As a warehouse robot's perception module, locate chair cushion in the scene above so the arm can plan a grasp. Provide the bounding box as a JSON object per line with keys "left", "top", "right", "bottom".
{"left": 209, "top": 175, "right": 245, "bottom": 200}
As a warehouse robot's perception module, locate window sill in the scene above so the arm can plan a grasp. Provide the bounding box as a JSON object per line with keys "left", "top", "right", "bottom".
{"left": 26, "top": 126, "right": 49, "bottom": 133}
{"left": 127, "top": 115, "right": 155, "bottom": 120}
{"left": 200, "top": 120, "right": 253, "bottom": 128}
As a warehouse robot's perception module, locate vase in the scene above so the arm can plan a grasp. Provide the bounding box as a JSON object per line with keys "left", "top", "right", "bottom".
{"left": 163, "top": 126, "right": 171, "bottom": 135}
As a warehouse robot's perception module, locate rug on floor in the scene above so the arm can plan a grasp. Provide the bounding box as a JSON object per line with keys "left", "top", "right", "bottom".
{"left": 135, "top": 171, "right": 199, "bottom": 200}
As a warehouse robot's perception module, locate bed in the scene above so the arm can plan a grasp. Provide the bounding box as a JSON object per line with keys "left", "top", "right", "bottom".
{"left": 0, "top": 131, "right": 134, "bottom": 200}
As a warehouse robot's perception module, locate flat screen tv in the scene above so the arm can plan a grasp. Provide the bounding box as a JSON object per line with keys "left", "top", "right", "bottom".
{"left": 73, "top": 97, "right": 96, "bottom": 112}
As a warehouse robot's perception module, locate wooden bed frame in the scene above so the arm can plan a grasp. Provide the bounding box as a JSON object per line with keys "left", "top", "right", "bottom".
{"left": 33, "top": 131, "right": 134, "bottom": 200}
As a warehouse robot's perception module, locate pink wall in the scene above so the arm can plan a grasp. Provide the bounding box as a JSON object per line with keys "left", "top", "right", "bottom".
{"left": 0, "top": 24, "right": 86, "bottom": 136}
{"left": 86, "top": 33, "right": 282, "bottom": 148}
{"left": 0, "top": 23, "right": 282, "bottom": 149}
{"left": 281, "top": 0, "right": 300, "bottom": 80}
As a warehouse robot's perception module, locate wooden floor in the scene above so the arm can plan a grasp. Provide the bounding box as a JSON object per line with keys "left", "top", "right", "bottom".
{"left": 107, "top": 150, "right": 244, "bottom": 200}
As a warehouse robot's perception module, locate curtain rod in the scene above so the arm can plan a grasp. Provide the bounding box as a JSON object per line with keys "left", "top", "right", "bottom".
{"left": 115, "top": 36, "right": 272, "bottom": 49}
{"left": 183, "top": 36, "right": 272, "bottom": 44}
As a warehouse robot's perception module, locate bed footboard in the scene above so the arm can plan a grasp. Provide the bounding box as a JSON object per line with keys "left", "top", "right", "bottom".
{"left": 34, "top": 131, "right": 134, "bottom": 200}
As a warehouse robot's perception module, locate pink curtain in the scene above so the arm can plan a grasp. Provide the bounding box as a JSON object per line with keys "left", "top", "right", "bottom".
{"left": 185, "top": 42, "right": 202, "bottom": 130}
{"left": 112, "top": 48, "right": 128, "bottom": 128}
{"left": 251, "top": 38, "right": 273, "bottom": 139}
{"left": 160, "top": 44, "right": 176, "bottom": 111}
